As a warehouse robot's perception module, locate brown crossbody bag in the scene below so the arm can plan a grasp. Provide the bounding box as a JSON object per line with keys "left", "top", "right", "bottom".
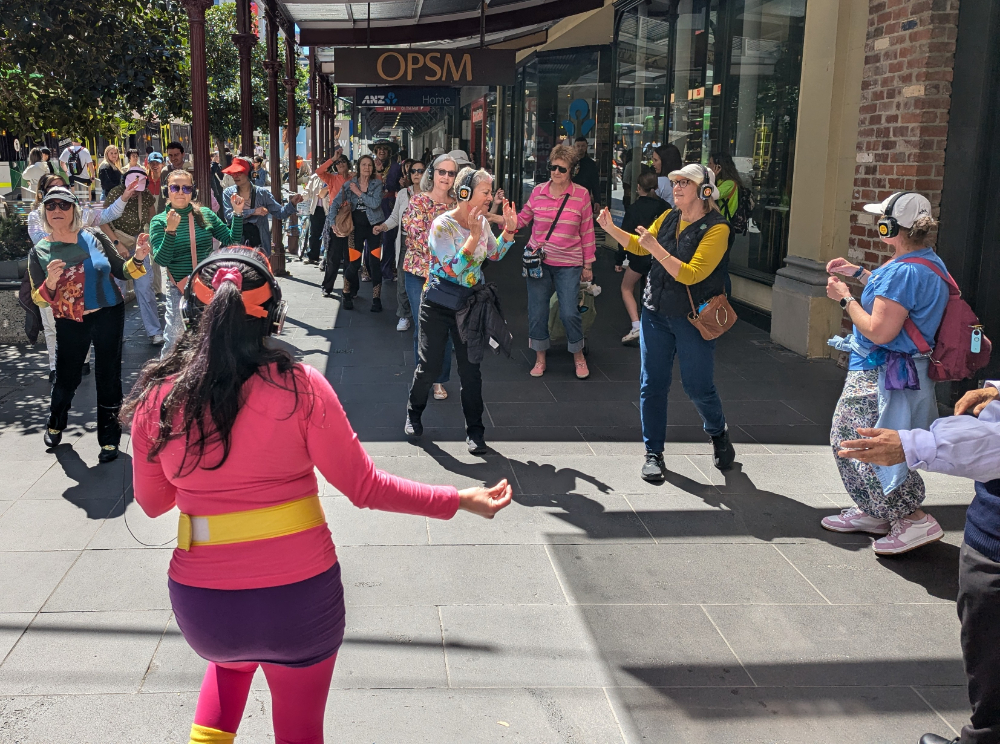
{"left": 674, "top": 222, "right": 737, "bottom": 340}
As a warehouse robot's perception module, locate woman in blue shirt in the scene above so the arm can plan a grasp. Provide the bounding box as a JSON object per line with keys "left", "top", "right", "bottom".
{"left": 822, "top": 192, "right": 950, "bottom": 555}
{"left": 405, "top": 167, "right": 517, "bottom": 454}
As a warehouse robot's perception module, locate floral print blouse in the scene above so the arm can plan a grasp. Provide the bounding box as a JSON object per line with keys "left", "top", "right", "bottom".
{"left": 428, "top": 212, "right": 514, "bottom": 288}
{"left": 401, "top": 192, "right": 454, "bottom": 279}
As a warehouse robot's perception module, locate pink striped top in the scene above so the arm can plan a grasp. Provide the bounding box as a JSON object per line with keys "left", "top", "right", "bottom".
{"left": 517, "top": 181, "right": 596, "bottom": 267}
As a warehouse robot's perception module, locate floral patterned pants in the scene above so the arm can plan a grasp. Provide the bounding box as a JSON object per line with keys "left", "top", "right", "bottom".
{"left": 830, "top": 369, "right": 926, "bottom": 521}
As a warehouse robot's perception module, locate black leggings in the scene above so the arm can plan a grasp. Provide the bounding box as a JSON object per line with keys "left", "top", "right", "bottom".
{"left": 308, "top": 205, "right": 325, "bottom": 263}
{"left": 322, "top": 231, "right": 348, "bottom": 294}
{"left": 344, "top": 211, "right": 382, "bottom": 298}
{"left": 50, "top": 303, "right": 125, "bottom": 446}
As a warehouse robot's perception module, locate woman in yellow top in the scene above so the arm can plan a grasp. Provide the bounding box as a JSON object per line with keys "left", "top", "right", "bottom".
{"left": 598, "top": 163, "right": 735, "bottom": 482}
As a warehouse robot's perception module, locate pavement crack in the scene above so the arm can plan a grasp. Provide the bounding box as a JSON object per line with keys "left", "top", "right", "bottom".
{"left": 700, "top": 604, "right": 758, "bottom": 687}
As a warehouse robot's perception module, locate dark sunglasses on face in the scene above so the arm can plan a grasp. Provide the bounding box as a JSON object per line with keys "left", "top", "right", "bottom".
{"left": 436, "top": 168, "right": 458, "bottom": 179}
{"left": 549, "top": 164, "right": 569, "bottom": 174}
{"left": 168, "top": 184, "right": 194, "bottom": 195}
{"left": 44, "top": 201, "right": 74, "bottom": 212}
{"left": 410, "top": 168, "right": 425, "bottom": 175}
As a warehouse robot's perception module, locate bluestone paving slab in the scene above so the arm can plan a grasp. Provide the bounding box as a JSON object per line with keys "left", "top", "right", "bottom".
{"left": 18, "top": 445, "right": 132, "bottom": 501}
{"left": 0, "top": 610, "right": 172, "bottom": 695}
{"left": 0, "top": 458, "right": 53, "bottom": 499}
{"left": 546, "top": 544, "right": 826, "bottom": 605}
{"left": 371, "top": 452, "right": 516, "bottom": 491}
{"left": 508, "top": 454, "right": 714, "bottom": 497}
{"left": 42, "top": 548, "right": 172, "bottom": 612}
{"left": 86, "top": 497, "right": 179, "bottom": 550}
{"left": 336, "top": 545, "right": 567, "bottom": 606}
{"left": 486, "top": 400, "right": 646, "bottom": 428}
{"left": 441, "top": 605, "right": 609, "bottom": 688}
{"left": 702, "top": 604, "right": 964, "bottom": 686}
{"left": 0, "top": 502, "right": 11, "bottom": 519}
{"left": 322, "top": 496, "right": 430, "bottom": 546}
{"left": 138, "top": 616, "right": 204, "bottom": 693}
{"left": 617, "top": 685, "right": 954, "bottom": 744}
{"left": 620, "top": 492, "right": 752, "bottom": 544}
{"left": 691, "top": 453, "right": 848, "bottom": 495}
{"left": 912, "top": 685, "right": 971, "bottom": 738}
{"left": 0, "top": 551, "right": 80, "bottom": 613}
{"left": 0, "top": 498, "right": 111, "bottom": 550}
{"left": 0, "top": 614, "right": 32, "bottom": 663}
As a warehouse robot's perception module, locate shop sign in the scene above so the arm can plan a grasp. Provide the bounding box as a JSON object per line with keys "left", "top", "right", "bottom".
{"left": 472, "top": 108, "right": 484, "bottom": 124}
{"left": 613, "top": 88, "right": 667, "bottom": 107}
{"left": 335, "top": 48, "right": 515, "bottom": 86}
{"left": 376, "top": 106, "right": 432, "bottom": 113}
{"left": 356, "top": 87, "right": 458, "bottom": 108}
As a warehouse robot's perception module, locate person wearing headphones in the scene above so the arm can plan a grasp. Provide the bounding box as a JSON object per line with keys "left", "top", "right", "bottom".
{"left": 597, "top": 163, "right": 735, "bottom": 482}
{"left": 821, "top": 192, "right": 950, "bottom": 555}
{"left": 124, "top": 246, "right": 512, "bottom": 744}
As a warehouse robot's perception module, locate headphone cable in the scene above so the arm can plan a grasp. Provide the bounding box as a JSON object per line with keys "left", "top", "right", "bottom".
{"left": 120, "top": 432, "right": 177, "bottom": 548}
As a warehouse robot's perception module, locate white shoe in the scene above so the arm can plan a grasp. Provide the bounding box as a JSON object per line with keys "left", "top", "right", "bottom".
{"left": 622, "top": 328, "right": 640, "bottom": 345}
{"left": 396, "top": 318, "right": 411, "bottom": 332}
{"left": 821, "top": 507, "right": 890, "bottom": 535}
{"left": 150, "top": 334, "right": 164, "bottom": 346}
{"left": 872, "top": 515, "right": 944, "bottom": 555}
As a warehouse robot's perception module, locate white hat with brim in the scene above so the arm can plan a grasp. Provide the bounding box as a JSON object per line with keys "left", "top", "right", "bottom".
{"left": 862, "top": 192, "right": 932, "bottom": 229}
{"left": 447, "top": 149, "right": 473, "bottom": 167}
{"left": 667, "top": 163, "right": 720, "bottom": 201}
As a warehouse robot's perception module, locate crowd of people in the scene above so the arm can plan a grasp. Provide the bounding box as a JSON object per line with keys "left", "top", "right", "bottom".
{"left": 18, "top": 132, "right": 1000, "bottom": 744}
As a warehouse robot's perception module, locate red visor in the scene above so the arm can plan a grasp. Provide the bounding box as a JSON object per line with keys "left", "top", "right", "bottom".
{"left": 221, "top": 160, "right": 251, "bottom": 176}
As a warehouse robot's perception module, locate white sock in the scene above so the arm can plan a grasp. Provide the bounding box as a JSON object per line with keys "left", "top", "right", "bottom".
{"left": 631, "top": 320, "right": 640, "bottom": 331}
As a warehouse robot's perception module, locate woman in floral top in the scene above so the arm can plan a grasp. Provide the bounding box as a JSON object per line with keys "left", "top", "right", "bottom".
{"left": 406, "top": 167, "right": 517, "bottom": 455}
{"left": 401, "top": 154, "right": 459, "bottom": 399}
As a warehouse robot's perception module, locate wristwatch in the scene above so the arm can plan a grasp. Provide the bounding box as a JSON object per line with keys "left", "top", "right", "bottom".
{"left": 840, "top": 296, "right": 857, "bottom": 309}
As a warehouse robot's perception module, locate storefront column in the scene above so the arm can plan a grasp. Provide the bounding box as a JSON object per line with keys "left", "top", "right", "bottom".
{"left": 264, "top": 0, "right": 285, "bottom": 275}
{"left": 180, "top": 0, "right": 213, "bottom": 200}
{"left": 233, "top": 0, "right": 256, "bottom": 156}
{"left": 309, "top": 50, "right": 318, "bottom": 169}
{"left": 284, "top": 31, "right": 300, "bottom": 259}
{"left": 770, "top": 0, "right": 868, "bottom": 358}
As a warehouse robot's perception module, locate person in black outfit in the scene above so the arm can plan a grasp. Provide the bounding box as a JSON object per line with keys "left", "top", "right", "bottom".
{"left": 572, "top": 137, "right": 600, "bottom": 206}
{"left": 615, "top": 171, "right": 666, "bottom": 345}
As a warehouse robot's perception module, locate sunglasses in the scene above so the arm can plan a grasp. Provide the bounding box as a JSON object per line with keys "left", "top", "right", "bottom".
{"left": 549, "top": 164, "right": 569, "bottom": 174}
{"left": 410, "top": 168, "right": 425, "bottom": 175}
{"left": 435, "top": 169, "right": 458, "bottom": 178}
{"left": 44, "top": 201, "right": 74, "bottom": 212}
{"left": 168, "top": 184, "right": 194, "bottom": 195}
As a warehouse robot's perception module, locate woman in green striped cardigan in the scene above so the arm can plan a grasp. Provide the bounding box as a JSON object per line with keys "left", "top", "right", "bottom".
{"left": 149, "top": 169, "right": 245, "bottom": 356}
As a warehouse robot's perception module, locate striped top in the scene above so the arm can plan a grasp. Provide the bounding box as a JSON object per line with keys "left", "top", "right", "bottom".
{"left": 150, "top": 204, "right": 243, "bottom": 282}
{"left": 517, "top": 181, "right": 595, "bottom": 267}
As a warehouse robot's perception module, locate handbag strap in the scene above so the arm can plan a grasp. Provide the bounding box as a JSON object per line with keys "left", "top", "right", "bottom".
{"left": 686, "top": 286, "right": 699, "bottom": 317}
{"left": 544, "top": 193, "right": 571, "bottom": 242}
{"left": 172, "top": 212, "right": 199, "bottom": 292}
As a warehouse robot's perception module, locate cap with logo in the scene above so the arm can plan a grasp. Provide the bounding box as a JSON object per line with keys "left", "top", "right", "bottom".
{"left": 147, "top": 152, "right": 165, "bottom": 164}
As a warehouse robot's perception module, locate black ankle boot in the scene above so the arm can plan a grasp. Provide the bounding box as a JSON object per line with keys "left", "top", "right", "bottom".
{"left": 711, "top": 429, "right": 736, "bottom": 470}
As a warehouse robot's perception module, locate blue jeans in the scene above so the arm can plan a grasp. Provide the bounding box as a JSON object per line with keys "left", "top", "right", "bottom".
{"left": 403, "top": 271, "right": 451, "bottom": 384}
{"left": 526, "top": 264, "right": 585, "bottom": 353}
{"left": 133, "top": 254, "right": 162, "bottom": 339}
{"left": 639, "top": 307, "right": 727, "bottom": 453}
{"left": 161, "top": 282, "right": 183, "bottom": 358}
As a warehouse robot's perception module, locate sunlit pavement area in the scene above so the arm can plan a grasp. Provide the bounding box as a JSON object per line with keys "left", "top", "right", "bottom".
{"left": 0, "top": 246, "right": 975, "bottom": 743}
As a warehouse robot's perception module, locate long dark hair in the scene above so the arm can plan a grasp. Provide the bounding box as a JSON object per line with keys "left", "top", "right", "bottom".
{"left": 653, "top": 144, "right": 682, "bottom": 176}
{"left": 122, "top": 247, "right": 307, "bottom": 476}
{"left": 710, "top": 152, "right": 742, "bottom": 185}
{"left": 34, "top": 173, "right": 67, "bottom": 207}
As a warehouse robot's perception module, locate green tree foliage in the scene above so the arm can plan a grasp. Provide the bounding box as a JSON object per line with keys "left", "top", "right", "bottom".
{"left": 0, "top": 0, "right": 187, "bottom": 137}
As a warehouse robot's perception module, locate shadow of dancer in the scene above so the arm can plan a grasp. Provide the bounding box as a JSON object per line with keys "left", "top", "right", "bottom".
{"left": 53, "top": 444, "right": 133, "bottom": 520}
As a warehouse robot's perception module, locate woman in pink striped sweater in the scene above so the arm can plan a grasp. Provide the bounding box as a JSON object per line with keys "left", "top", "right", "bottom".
{"left": 123, "top": 246, "right": 512, "bottom": 744}
{"left": 517, "top": 144, "right": 597, "bottom": 379}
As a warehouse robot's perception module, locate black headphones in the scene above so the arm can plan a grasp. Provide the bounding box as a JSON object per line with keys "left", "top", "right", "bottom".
{"left": 697, "top": 165, "right": 714, "bottom": 201}
{"left": 180, "top": 250, "right": 287, "bottom": 336}
{"left": 877, "top": 191, "right": 913, "bottom": 239}
{"left": 456, "top": 168, "right": 476, "bottom": 202}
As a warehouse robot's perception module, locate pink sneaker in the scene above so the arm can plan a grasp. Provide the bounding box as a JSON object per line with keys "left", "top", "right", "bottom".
{"left": 821, "top": 507, "right": 891, "bottom": 535}
{"left": 872, "top": 515, "right": 944, "bottom": 555}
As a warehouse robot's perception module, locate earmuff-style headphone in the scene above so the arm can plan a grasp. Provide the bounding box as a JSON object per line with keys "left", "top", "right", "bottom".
{"left": 456, "top": 169, "right": 476, "bottom": 202}
{"left": 180, "top": 250, "right": 287, "bottom": 336}
{"left": 697, "top": 165, "right": 714, "bottom": 201}
{"left": 877, "top": 191, "right": 913, "bottom": 239}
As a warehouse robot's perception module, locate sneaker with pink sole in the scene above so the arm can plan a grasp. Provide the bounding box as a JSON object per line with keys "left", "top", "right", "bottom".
{"left": 821, "top": 507, "right": 891, "bottom": 535}
{"left": 872, "top": 515, "right": 944, "bottom": 555}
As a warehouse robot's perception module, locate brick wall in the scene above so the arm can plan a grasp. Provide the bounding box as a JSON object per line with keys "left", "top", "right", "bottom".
{"left": 842, "top": 0, "right": 961, "bottom": 332}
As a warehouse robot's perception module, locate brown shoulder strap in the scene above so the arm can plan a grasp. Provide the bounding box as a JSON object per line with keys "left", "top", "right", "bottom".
{"left": 171, "top": 213, "right": 199, "bottom": 292}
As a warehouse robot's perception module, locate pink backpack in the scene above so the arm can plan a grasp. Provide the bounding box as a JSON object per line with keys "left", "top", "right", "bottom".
{"left": 900, "top": 257, "right": 991, "bottom": 382}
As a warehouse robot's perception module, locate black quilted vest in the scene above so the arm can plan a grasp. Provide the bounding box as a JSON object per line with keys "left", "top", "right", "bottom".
{"left": 642, "top": 208, "right": 730, "bottom": 318}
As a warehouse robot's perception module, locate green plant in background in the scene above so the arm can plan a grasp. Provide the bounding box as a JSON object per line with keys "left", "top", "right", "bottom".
{"left": 0, "top": 211, "right": 33, "bottom": 262}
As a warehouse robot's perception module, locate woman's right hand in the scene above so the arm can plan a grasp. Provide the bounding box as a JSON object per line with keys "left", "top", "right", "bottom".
{"left": 458, "top": 479, "right": 513, "bottom": 519}
{"left": 165, "top": 209, "right": 181, "bottom": 232}
{"left": 45, "top": 259, "right": 66, "bottom": 289}
{"left": 826, "top": 257, "right": 859, "bottom": 277}
{"left": 468, "top": 206, "right": 484, "bottom": 241}
{"left": 597, "top": 207, "right": 614, "bottom": 232}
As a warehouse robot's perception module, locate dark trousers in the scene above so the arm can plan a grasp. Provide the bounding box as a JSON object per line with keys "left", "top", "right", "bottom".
{"left": 344, "top": 211, "right": 381, "bottom": 299}
{"left": 381, "top": 228, "right": 397, "bottom": 281}
{"left": 322, "top": 232, "right": 348, "bottom": 294}
{"left": 50, "top": 303, "right": 125, "bottom": 447}
{"left": 407, "top": 299, "right": 484, "bottom": 440}
{"left": 308, "top": 205, "right": 325, "bottom": 263}
{"left": 958, "top": 542, "right": 1000, "bottom": 744}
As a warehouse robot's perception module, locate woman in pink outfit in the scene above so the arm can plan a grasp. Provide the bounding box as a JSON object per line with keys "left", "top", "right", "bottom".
{"left": 124, "top": 246, "right": 511, "bottom": 744}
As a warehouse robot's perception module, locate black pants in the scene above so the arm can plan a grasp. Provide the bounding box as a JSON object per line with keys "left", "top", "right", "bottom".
{"left": 958, "top": 542, "right": 1000, "bottom": 744}
{"left": 323, "top": 232, "right": 348, "bottom": 294}
{"left": 344, "top": 211, "right": 382, "bottom": 299}
{"left": 407, "top": 299, "right": 484, "bottom": 440}
{"left": 308, "top": 205, "right": 325, "bottom": 263}
{"left": 50, "top": 303, "right": 125, "bottom": 447}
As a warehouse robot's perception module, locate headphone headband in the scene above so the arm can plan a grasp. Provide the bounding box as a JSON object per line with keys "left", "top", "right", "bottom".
{"left": 181, "top": 250, "right": 287, "bottom": 336}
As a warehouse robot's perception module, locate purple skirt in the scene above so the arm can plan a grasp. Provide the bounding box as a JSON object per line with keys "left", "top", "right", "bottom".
{"left": 169, "top": 562, "right": 345, "bottom": 668}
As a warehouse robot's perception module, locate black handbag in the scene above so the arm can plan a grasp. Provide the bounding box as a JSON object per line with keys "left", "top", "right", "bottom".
{"left": 241, "top": 188, "right": 263, "bottom": 248}
{"left": 424, "top": 275, "right": 474, "bottom": 311}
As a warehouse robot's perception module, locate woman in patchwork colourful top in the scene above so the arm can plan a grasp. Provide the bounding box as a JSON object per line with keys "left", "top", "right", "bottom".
{"left": 27, "top": 187, "right": 149, "bottom": 463}
{"left": 406, "top": 167, "right": 517, "bottom": 454}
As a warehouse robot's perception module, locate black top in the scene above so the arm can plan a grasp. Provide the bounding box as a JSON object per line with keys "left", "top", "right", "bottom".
{"left": 618, "top": 195, "right": 667, "bottom": 265}
{"left": 98, "top": 164, "right": 122, "bottom": 195}
{"left": 572, "top": 155, "right": 600, "bottom": 203}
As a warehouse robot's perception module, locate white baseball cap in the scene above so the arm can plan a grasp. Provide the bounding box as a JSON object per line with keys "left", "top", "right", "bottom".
{"left": 447, "top": 149, "right": 473, "bottom": 167}
{"left": 863, "top": 192, "right": 932, "bottom": 228}
{"left": 667, "top": 163, "right": 720, "bottom": 201}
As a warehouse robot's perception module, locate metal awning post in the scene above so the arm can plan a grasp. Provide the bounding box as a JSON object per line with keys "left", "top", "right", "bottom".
{"left": 480, "top": 1, "right": 486, "bottom": 48}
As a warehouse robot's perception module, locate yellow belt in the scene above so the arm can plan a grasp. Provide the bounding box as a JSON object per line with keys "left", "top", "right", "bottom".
{"left": 177, "top": 495, "right": 326, "bottom": 551}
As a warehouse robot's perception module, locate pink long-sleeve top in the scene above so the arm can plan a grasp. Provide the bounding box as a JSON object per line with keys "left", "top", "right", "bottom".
{"left": 132, "top": 363, "right": 460, "bottom": 590}
{"left": 516, "top": 181, "right": 596, "bottom": 267}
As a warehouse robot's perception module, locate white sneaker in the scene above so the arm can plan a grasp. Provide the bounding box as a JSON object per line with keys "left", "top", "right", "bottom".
{"left": 820, "top": 507, "right": 890, "bottom": 535}
{"left": 622, "top": 328, "right": 640, "bottom": 345}
{"left": 396, "top": 318, "right": 411, "bottom": 332}
{"left": 872, "top": 515, "right": 944, "bottom": 555}
{"left": 150, "top": 334, "right": 164, "bottom": 346}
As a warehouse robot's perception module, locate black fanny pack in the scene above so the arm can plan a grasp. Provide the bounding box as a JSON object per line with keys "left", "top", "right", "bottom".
{"left": 424, "top": 275, "right": 474, "bottom": 310}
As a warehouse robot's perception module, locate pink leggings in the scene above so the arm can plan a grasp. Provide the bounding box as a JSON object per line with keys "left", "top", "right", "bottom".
{"left": 194, "top": 655, "right": 337, "bottom": 744}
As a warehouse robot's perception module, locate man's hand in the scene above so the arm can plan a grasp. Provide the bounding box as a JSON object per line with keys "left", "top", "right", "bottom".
{"left": 838, "top": 428, "right": 906, "bottom": 466}
{"left": 955, "top": 386, "right": 1000, "bottom": 417}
